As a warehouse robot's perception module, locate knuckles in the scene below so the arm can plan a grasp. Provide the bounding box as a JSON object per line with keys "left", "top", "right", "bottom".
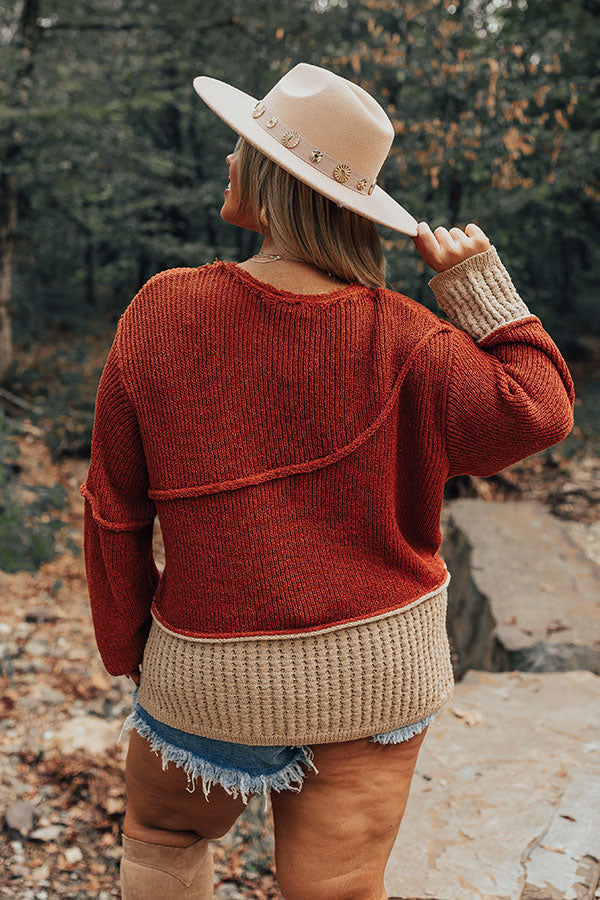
{"left": 419, "top": 222, "right": 491, "bottom": 271}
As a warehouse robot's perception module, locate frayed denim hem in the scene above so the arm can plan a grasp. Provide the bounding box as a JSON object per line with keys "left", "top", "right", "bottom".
{"left": 369, "top": 710, "right": 439, "bottom": 745}
{"left": 116, "top": 690, "right": 318, "bottom": 814}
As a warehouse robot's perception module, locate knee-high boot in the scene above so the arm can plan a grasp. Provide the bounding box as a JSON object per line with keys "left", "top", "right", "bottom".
{"left": 119, "top": 832, "right": 214, "bottom": 899}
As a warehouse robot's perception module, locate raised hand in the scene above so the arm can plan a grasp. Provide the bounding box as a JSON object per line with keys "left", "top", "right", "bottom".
{"left": 411, "top": 222, "right": 491, "bottom": 273}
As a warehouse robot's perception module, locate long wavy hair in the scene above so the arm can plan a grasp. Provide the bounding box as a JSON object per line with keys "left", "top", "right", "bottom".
{"left": 233, "top": 135, "right": 387, "bottom": 289}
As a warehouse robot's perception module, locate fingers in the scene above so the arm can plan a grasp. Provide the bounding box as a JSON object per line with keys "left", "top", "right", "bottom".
{"left": 464, "top": 223, "right": 491, "bottom": 253}
{"left": 465, "top": 222, "right": 488, "bottom": 241}
{"left": 448, "top": 226, "right": 470, "bottom": 244}
{"left": 414, "top": 221, "right": 441, "bottom": 254}
{"left": 413, "top": 221, "right": 491, "bottom": 273}
{"left": 434, "top": 224, "right": 474, "bottom": 250}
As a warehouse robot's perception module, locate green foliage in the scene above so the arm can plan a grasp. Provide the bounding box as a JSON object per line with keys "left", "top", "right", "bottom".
{"left": 0, "top": 406, "right": 20, "bottom": 489}
{"left": 0, "top": 405, "right": 69, "bottom": 573}
{"left": 8, "top": 340, "right": 96, "bottom": 461}
{"left": 1, "top": 0, "right": 599, "bottom": 342}
{"left": 25, "top": 482, "right": 68, "bottom": 515}
{"left": 0, "top": 502, "right": 65, "bottom": 574}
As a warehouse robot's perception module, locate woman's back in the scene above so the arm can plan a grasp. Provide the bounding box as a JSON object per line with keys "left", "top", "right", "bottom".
{"left": 81, "top": 247, "right": 574, "bottom": 748}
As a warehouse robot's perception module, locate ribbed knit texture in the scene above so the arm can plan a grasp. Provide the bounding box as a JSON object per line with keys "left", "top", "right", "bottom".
{"left": 427, "top": 245, "right": 533, "bottom": 340}
{"left": 80, "top": 243, "right": 575, "bottom": 741}
{"left": 137, "top": 580, "right": 453, "bottom": 745}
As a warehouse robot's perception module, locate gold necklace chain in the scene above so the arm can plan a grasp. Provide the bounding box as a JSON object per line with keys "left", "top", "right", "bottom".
{"left": 250, "top": 252, "right": 296, "bottom": 262}
{"left": 250, "top": 251, "right": 334, "bottom": 278}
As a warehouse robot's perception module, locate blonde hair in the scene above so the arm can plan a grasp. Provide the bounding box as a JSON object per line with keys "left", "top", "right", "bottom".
{"left": 233, "top": 136, "right": 387, "bottom": 289}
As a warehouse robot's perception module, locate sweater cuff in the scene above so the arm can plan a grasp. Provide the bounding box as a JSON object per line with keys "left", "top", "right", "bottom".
{"left": 427, "top": 245, "right": 533, "bottom": 342}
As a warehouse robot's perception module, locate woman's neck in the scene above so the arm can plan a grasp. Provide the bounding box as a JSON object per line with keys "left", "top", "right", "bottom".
{"left": 255, "top": 239, "right": 332, "bottom": 275}
{"left": 240, "top": 238, "right": 350, "bottom": 291}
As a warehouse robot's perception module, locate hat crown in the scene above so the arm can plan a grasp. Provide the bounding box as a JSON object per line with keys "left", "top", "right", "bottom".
{"left": 261, "top": 63, "right": 394, "bottom": 179}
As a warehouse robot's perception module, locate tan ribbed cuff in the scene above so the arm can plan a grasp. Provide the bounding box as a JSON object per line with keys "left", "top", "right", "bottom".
{"left": 428, "top": 245, "right": 533, "bottom": 342}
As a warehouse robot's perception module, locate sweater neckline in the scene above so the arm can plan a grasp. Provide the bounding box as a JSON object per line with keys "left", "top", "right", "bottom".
{"left": 215, "top": 259, "right": 374, "bottom": 305}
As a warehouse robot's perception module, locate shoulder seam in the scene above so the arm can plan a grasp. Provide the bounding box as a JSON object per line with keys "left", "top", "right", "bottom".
{"left": 380, "top": 286, "right": 444, "bottom": 324}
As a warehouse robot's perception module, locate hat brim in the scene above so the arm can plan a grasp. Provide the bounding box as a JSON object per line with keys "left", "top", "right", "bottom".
{"left": 193, "top": 75, "right": 419, "bottom": 237}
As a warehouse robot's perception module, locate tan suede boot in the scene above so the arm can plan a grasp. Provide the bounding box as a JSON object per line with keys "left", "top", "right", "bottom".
{"left": 119, "top": 832, "right": 215, "bottom": 899}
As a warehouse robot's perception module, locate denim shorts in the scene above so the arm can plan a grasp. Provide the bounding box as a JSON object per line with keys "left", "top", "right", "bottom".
{"left": 117, "top": 686, "right": 439, "bottom": 813}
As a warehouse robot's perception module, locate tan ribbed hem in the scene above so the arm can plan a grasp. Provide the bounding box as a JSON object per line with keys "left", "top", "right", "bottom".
{"left": 428, "top": 245, "right": 533, "bottom": 342}
{"left": 136, "top": 583, "right": 455, "bottom": 746}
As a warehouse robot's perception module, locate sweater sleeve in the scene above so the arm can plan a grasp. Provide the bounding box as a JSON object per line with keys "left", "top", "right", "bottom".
{"left": 79, "top": 326, "right": 160, "bottom": 677}
{"left": 427, "top": 244, "right": 575, "bottom": 479}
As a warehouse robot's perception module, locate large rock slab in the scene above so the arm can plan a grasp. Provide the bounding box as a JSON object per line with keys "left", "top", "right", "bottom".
{"left": 440, "top": 499, "right": 600, "bottom": 676}
{"left": 385, "top": 669, "right": 600, "bottom": 900}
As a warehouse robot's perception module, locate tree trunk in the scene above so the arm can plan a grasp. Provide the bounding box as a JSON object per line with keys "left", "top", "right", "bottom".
{"left": 85, "top": 239, "right": 96, "bottom": 307}
{"left": 448, "top": 168, "right": 463, "bottom": 223}
{"left": 0, "top": 0, "right": 41, "bottom": 383}
{"left": 0, "top": 173, "right": 18, "bottom": 377}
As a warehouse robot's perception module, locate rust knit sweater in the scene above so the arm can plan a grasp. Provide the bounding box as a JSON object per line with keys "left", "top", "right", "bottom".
{"left": 80, "top": 245, "right": 575, "bottom": 745}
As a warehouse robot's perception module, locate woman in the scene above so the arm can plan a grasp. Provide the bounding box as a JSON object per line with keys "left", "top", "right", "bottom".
{"left": 80, "top": 63, "right": 575, "bottom": 899}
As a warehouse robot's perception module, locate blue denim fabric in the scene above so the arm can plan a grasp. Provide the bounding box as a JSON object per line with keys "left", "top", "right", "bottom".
{"left": 117, "top": 686, "right": 439, "bottom": 812}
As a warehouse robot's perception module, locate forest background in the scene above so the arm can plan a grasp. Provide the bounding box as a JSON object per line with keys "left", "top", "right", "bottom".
{"left": 1, "top": 0, "right": 599, "bottom": 570}
{"left": 0, "top": 3, "right": 599, "bottom": 896}
{"left": 2, "top": 0, "right": 599, "bottom": 368}
{"left": 0, "top": 0, "right": 598, "bottom": 564}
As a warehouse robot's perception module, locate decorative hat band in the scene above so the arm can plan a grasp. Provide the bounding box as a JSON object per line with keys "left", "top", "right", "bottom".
{"left": 251, "top": 100, "right": 378, "bottom": 197}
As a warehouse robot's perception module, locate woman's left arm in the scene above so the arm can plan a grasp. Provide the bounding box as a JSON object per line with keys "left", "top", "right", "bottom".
{"left": 80, "top": 325, "right": 160, "bottom": 678}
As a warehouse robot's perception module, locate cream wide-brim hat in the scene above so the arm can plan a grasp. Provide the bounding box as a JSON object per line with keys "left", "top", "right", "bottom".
{"left": 193, "top": 62, "right": 419, "bottom": 237}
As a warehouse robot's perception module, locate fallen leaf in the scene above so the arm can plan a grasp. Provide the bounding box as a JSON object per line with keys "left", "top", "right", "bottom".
{"left": 90, "top": 671, "right": 110, "bottom": 691}
{"left": 103, "top": 797, "right": 125, "bottom": 815}
{"left": 0, "top": 695, "right": 17, "bottom": 718}
{"left": 451, "top": 707, "right": 484, "bottom": 726}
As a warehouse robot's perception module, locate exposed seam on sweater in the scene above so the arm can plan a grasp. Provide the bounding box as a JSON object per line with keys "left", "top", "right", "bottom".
{"left": 147, "top": 322, "right": 454, "bottom": 500}
{"left": 79, "top": 483, "right": 155, "bottom": 531}
{"left": 148, "top": 569, "right": 452, "bottom": 642}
